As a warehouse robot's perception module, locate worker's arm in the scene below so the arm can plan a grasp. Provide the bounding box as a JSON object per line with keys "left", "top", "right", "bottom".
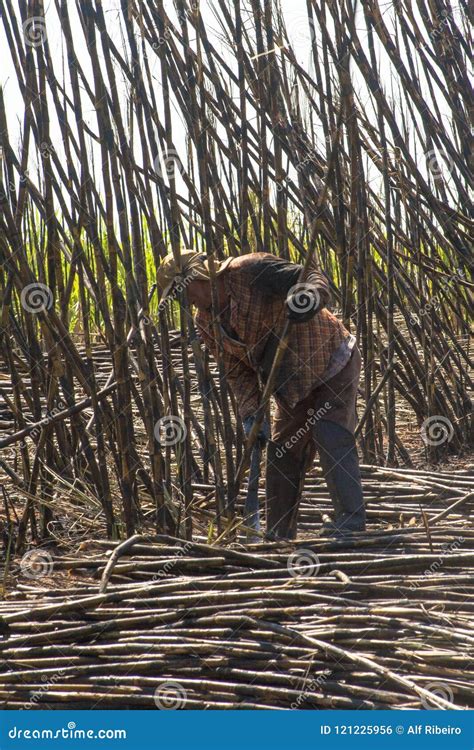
{"left": 249, "top": 255, "right": 331, "bottom": 321}
{"left": 195, "top": 315, "right": 261, "bottom": 420}
{"left": 224, "top": 353, "right": 261, "bottom": 420}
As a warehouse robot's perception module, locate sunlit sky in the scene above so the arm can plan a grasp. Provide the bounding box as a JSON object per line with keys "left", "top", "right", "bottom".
{"left": 2, "top": 5, "right": 304, "bottom": 104}
{"left": 1, "top": 0, "right": 385, "bottom": 149}
{"left": 0, "top": 1, "right": 460, "bottom": 193}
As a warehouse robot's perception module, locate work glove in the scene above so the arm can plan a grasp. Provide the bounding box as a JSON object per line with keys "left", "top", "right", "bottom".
{"left": 243, "top": 415, "right": 270, "bottom": 447}
{"left": 286, "top": 282, "right": 323, "bottom": 322}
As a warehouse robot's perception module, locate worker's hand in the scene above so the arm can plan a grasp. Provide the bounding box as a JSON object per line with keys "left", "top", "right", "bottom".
{"left": 243, "top": 415, "right": 270, "bottom": 447}
{"left": 286, "top": 283, "right": 322, "bottom": 322}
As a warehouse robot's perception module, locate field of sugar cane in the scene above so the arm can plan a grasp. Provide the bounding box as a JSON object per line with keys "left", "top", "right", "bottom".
{"left": 0, "top": 0, "right": 472, "bottom": 710}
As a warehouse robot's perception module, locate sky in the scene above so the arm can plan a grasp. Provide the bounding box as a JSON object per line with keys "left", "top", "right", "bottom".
{"left": 0, "top": 0, "right": 461, "bottom": 198}
{"left": 1, "top": 0, "right": 318, "bottom": 138}
{"left": 0, "top": 0, "right": 334, "bottom": 196}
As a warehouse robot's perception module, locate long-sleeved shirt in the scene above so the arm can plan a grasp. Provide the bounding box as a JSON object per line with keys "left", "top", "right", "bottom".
{"left": 195, "top": 253, "right": 351, "bottom": 420}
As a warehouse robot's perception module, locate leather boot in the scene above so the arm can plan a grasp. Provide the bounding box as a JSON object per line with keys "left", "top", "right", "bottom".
{"left": 265, "top": 441, "right": 309, "bottom": 540}
{"left": 313, "top": 420, "right": 366, "bottom": 533}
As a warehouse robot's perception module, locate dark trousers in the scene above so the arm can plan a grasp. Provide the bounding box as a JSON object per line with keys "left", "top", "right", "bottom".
{"left": 272, "top": 346, "right": 361, "bottom": 456}
{"left": 265, "top": 348, "right": 365, "bottom": 538}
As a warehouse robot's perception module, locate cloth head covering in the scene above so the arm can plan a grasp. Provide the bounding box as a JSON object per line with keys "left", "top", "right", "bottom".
{"left": 156, "top": 250, "right": 223, "bottom": 300}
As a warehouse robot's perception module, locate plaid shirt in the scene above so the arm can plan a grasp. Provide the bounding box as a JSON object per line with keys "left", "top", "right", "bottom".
{"left": 196, "top": 253, "right": 350, "bottom": 420}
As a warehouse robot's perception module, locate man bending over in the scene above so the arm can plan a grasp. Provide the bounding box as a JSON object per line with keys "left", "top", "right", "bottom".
{"left": 157, "top": 250, "right": 366, "bottom": 539}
